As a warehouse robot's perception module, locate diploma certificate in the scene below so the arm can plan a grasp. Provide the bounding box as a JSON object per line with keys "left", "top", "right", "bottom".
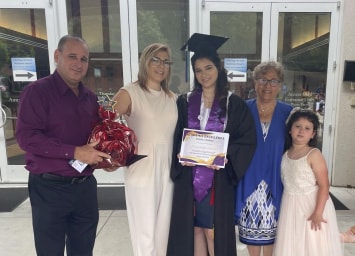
{"left": 179, "top": 128, "right": 229, "bottom": 168}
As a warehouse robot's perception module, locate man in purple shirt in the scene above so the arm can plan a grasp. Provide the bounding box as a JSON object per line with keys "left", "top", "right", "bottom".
{"left": 16, "top": 35, "right": 110, "bottom": 256}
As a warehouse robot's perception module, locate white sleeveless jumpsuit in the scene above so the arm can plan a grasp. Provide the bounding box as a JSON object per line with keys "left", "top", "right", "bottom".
{"left": 123, "top": 83, "right": 177, "bottom": 256}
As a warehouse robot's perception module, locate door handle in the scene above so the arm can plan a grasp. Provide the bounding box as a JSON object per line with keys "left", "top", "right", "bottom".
{"left": 0, "top": 105, "right": 7, "bottom": 128}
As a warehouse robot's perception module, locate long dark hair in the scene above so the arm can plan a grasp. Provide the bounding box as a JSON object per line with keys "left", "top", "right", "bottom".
{"left": 285, "top": 109, "right": 320, "bottom": 150}
{"left": 190, "top": 52, "right": 229, "bottom": 120}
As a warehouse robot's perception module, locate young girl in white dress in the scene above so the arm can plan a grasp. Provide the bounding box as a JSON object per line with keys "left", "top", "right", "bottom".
{"left": 273, "top": 109, "right": 343, "bottom": 256}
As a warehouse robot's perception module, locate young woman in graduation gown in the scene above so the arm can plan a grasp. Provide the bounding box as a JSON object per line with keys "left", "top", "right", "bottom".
{"left": 167, "top": 33, "right": 257, "bottom": 256}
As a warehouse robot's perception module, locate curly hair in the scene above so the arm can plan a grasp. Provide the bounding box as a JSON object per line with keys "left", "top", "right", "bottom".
{"left": 253, "top": 61, "right": 284, "bottom": 81}
{"left": 285, "top": 109, "right": 320, "bottom": 150}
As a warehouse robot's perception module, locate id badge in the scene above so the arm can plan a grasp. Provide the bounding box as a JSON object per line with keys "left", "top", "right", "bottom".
{"left": 69, "top": 159, "right": 88, "bottom": 173}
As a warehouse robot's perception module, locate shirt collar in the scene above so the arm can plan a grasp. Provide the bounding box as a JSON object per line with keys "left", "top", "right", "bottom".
{"left": 53, "top": 70, "right": 88, "bottom": 98}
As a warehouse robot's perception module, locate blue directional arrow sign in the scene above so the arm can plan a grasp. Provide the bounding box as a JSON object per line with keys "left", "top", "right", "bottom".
{"left": 11, "top": 57, "right": 37, "bottom": 82}
{"left": 224, "top": 58, "right": 247, "bottom": 82}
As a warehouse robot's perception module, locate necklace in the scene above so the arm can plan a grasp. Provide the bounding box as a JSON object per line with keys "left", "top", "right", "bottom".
{"left": 257, "top": 101, "right": 276, "bottom": 119}
{"left": 202, "top": 93, "right": 215, "bottom": 107}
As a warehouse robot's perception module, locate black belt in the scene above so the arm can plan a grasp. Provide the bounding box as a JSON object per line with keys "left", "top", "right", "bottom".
{"left": 40, "top": 173, "right": 91, "bottom": 184}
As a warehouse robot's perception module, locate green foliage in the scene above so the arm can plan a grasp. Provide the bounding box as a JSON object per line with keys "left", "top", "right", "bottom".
{"left": 0, "top": 41, "right": 9, "bottom": 72}
{"left": 7, "top": 43, "right": 35, "bottom": 58}
{"left": 137, "top": 10, "right": 168, "bottom": 51}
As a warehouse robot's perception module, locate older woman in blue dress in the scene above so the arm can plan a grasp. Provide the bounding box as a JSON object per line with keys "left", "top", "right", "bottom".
{"left": 235, "top": 61, "right": 292, "bottom": 256}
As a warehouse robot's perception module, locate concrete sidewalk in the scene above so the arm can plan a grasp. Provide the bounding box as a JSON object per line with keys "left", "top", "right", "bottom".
{"left": 0, "top": 186, "right": 354, "bottom": 256}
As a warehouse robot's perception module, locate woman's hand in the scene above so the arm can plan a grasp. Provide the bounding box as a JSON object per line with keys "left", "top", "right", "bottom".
{"left": 207, "top": 158, "right": 228, "bottom": 171}
{"left": 177, "top": 153, "right": 196, "bottom": 166}
{"left": 178, "top": 153, "right": 228, "bottom": 170}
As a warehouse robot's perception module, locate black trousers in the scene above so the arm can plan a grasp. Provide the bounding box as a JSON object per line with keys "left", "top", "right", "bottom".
{"left": 28, "top": 173, "right": 99, "bottom": 256}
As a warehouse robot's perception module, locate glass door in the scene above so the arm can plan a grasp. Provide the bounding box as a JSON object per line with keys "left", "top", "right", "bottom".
{"left": 270, "top": 2, "right": 339, "bottom": 176}
{"left": 200, "top": 2, "right": 271, "bottom": 97}
{"left": 0, "top": 1, "right": 57, "bottom": 182}
{"left": 200, "top": 1, "right": 339, "bottom": 169}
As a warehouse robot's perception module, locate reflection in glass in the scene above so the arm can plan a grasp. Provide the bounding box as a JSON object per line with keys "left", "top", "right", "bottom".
{"left": 210, "top": 11, "right": 263, "bottom": 99}
{"left": 137, "top": 0, "right": 189, "bottom": 95}
{"left": 278, "top": 12, "right": 330, "bottom": 149}
{"left": 0, "top": 8, "right": 49, "bottom": 165}
{"left": 66, "top": 0, "right": 123, "bottom": 99}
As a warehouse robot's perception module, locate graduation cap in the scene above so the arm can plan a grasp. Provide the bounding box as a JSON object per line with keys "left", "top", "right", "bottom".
{"left": 181, "top": 33, "right": 229, "bottom": 55}
{"left": 181, "top": 33, "right": 229, "bottom": 82}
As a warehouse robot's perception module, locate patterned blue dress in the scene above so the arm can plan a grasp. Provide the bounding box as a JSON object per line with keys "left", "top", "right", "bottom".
{"left": 235, "top": 99, "right": 292, "bottom": 245}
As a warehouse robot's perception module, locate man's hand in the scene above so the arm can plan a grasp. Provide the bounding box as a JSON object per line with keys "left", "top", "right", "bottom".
{"left": 103, "top": 167, "right": 119, "bottom": 172}
{"left": 74, "top": 141, "right": 111, "bottom": 165}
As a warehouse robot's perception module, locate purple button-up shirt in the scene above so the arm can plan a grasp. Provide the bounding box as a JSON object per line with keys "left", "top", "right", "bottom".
{"left": 16, "top": 71, "right": 100, "bottom": 176}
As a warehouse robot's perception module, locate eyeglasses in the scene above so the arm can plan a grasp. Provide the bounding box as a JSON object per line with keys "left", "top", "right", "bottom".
{"left": 257, "top": 78, "right": 281, "bottom": 87}
{"left": 151, "top": 56, "right": 173, "bottom": 68}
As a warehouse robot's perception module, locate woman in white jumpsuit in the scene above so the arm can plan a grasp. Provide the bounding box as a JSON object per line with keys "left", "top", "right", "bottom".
{"left": 113, "top": 43, "right": 177, "bottom": 256}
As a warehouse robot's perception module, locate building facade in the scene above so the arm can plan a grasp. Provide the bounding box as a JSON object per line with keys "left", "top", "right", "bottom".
{"left": 0, "top": 0, "right": 354, "bottom": 186}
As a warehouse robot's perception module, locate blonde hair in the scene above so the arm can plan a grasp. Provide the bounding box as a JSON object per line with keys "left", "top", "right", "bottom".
{"left": 137, "top": 43, "right": 173, "bottom": 96}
